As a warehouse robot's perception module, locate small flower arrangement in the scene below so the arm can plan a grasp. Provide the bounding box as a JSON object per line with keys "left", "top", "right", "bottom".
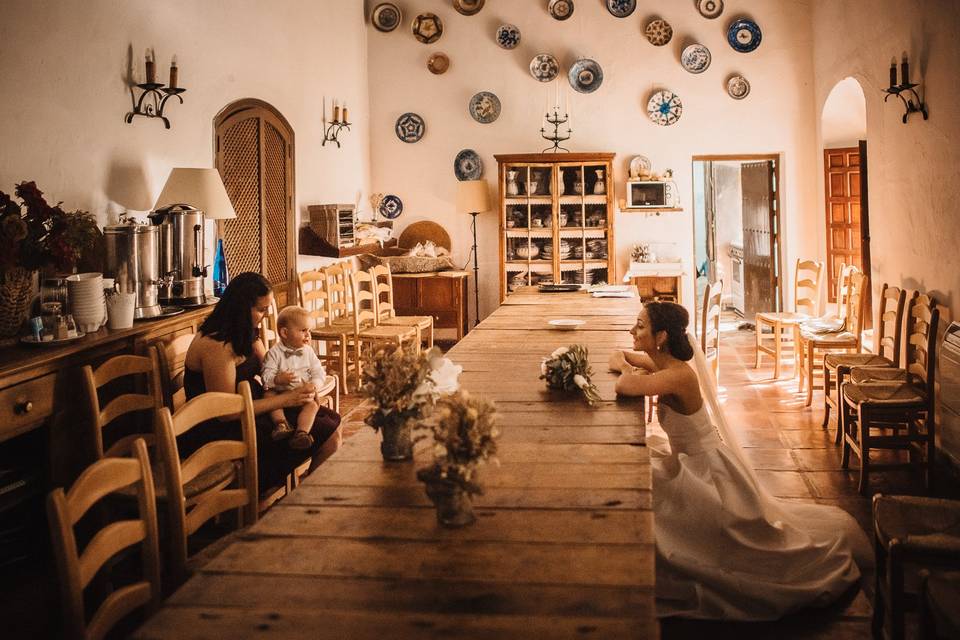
{"left": 416, "top": 390, "right": 499, "bottom": 496}
{"left": 540, "top": 344, "right": 601, "bottom": 405}
{"left": 631, "top": 243, "right": 650, "bottom": 263}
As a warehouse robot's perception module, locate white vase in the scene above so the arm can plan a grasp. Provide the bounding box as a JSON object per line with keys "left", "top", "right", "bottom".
{"left": 593, "top": 169, "right": 606, "bottom": 195}
{"left": 506, "top": 171, "right": 519, "bottom": 196}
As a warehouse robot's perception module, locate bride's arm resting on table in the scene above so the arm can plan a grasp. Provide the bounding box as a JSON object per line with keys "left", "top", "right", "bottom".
{"left": 608, "top": 349, "right": 656, "bottom": 373}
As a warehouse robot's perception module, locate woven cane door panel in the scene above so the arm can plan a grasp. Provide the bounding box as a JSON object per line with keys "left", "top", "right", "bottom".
{"left": 263, "top": 122, "right": 289, "bottom": 284}
{"left": 220, "top": 116, "right": 263, "bottom": 276}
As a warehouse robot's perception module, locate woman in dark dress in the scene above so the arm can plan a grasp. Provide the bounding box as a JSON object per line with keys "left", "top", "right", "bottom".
{"left": 182, "top": 272, "right": 341, "bottom": 492}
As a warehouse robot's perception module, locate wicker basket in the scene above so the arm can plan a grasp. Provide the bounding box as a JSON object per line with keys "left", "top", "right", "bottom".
{"left": 0, "top": 268, "right": 36, "bottom": 339}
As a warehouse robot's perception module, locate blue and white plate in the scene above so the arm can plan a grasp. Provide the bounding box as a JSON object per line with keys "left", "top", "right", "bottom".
{"left": 371, "top": 3, "right": 402, "bottom": 32}
{"left": 646, "top": 89, "right": 682, "bottom": 126}
{"left": 379, "top": 195, "right": 403, "bottom": 219}
{"left": 727, "top": 18, "right": 761, "bottom": 53}
{"left": 548, "top": 0, "right": 574, "bottom": 20}
{"left": 395, "top": 112, "right": 425, "bottom": 143}
{"left": 680, "top": 44, "right": 711, "bottom": 74}
{"left": 469, "top": 91, "right": 501, "bottom": 123}
{"left": 606, "top": 0, "right": 636, "bottom": 18}
{"left": 529, "top": 53, "right": 560, "bottom": 82}
{"left": 496, "top": 24, "right": 521, "bottom": 49}
{"left": 568, "top": 58, "right": 603, "bottom": 94}
{"left": 454, "top": 149, "right": 483, "bottom": 181}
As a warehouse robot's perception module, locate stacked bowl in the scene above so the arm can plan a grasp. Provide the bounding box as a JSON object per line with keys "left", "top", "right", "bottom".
{"left": 67, "top": 273, "right": 106, "bottom": 333}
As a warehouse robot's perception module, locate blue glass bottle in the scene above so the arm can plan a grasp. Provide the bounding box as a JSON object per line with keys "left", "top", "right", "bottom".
{"left": 212, "top": 238, "right": 228, "bottom": 297}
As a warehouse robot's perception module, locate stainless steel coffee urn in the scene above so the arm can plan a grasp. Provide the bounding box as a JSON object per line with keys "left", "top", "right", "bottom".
{"left": 103, "top": 221, "right": 163, "bottom": 319}
{"left": 149, "top": 204, "right": 208, "bottom": 306}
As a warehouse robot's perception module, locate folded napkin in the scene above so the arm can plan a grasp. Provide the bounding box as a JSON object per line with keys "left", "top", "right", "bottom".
{"left": 800, "top": 314, "right": 845, "bottom": 334}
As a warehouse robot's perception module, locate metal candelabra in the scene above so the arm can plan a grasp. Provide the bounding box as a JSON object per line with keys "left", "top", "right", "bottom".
{"left": 540, "top": 109, "right": 571, "bottom": 153}
{"left": 322, "top": 118, "right": 352, "bottom": 147}
{"left": 125, "top": 83, "right": 186, "bottom": 129}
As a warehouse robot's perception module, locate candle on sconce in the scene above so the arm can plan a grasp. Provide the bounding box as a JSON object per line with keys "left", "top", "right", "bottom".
{"left": 343, "top": 102, "right": 349, "bottom": 123}
{"left": 145, "top": 48, "right": 155, "bottom": 84}
{"left": 333, "top": 100, "right": 341, "bottom": 124}
{"left": 169, "top": 55, "right": 178, "bottom": 88}
{"left": 900, "top": 54, "right": 910, "bottom": 86}
{"left": 889, "top": 58, "right": 897, "bottom": 87}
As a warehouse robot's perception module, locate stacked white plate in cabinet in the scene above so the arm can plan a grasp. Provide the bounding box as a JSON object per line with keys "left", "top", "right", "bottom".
{"left": 67, "top": 272, "right": 105, "bottom": 333}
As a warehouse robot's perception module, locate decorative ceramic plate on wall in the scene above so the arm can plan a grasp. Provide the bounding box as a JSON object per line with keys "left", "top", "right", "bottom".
{"left": 454, "top": 149, "right": 483, "bottom": 180}
{"left": 644, "top": 19, "right": 673, "bottom": 46}
{"left": 680, "top": 44, "right": 711, "bottom": 74}
{"left": 548, "top": 0, "right": 574, "bottom": 21}
{"left": 529, "top": 53, "right": 560, "bottom": 82}
{"left": 395, "top": 112, "right": 425, "bottom": 142}
{"left": 469, "top": 91, "right": 501, "bottom": 123}
{"left": 628, "top": 155, "right": 652, "bottom": 178}
{"left": 453, "top": 0, "right": 485, "bottom": 16}
{"left": 696, "top": 0, "right": 724, "bottom": 19}
{"left": 606, "top": 0, "right": 636, "bottom": 18}
{"left": 496, "top": 24, "right": 521, "bottom": 49}
{"left": 727, "top": 18, "right": 761, "bottom": 52}
{"left": 726, "top": 74, "right": 750, "bottom": 99}
{"left": 379, "top": 195, "right": 403, "bottom": 219}
{"left": 371, "top": 3, "right": 402, "bottom": 32}
{"left": 646, "top": 90, "right": 683, "bottom": 126}
{"left": 568, "top": 58, "right": 603, "bottom": 93}
{"left": 411, "top": 13, "right": 443, "bottom": 44}
{"left": 427, "top": 52, "right": 450, "bottom": 74}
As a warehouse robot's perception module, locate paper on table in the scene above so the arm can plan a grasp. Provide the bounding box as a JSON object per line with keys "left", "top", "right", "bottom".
{"left": 591, "top": 290, "right": 636, "bottom": 298}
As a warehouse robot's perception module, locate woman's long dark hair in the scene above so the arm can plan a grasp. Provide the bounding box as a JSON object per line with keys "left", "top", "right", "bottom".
{"left": 199, "top": 272, "right": 271, "bottom": 358}
{"left": 644, "top": 301, "right": 695, "bottom": 361}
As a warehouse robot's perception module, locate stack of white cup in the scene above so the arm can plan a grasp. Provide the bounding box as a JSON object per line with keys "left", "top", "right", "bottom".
{"left": 67, "top": 273, "right": 106, "bottom": 333}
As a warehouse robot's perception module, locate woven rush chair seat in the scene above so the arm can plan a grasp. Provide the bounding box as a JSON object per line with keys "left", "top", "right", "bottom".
{"left": 874, "top": 495, "right": 960, "bottom": 546}
{"left": 842, "top": 381, "right": 927, "bottom": 406}
{"left": 799, "top": 327, "right": 857, "bottom": 344}
{"left": 851, "top": 366, "right": 909, "bottom": 384}
{"left": 757, "top": 310, "right": 810, "bottom": 324}
{"left": 825, "top": 353, "right": 894, "bottom": 371}
{"left": 117, "top": 458, "right": 236, "bottom": 503}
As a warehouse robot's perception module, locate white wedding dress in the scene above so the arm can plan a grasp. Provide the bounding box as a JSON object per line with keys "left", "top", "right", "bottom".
{"left": 649, "top": 337, "right": 871, "bottom": 620}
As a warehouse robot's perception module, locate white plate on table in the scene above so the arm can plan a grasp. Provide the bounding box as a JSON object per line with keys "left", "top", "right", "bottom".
{"left": 548, "top": 319, "right": 585, "bottom": 331}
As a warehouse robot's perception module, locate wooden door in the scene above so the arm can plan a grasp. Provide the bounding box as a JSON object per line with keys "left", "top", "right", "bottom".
{"left": 214, "top": 99, "right": 296, "bottom": 303}
{"left": 823, "top": 147, "right": 861, "bottom": 302}
{"left": 740, "top": 160, "right": 781, "bottom": 317}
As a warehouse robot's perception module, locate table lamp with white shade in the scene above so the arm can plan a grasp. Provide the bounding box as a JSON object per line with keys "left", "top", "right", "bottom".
{"left": 150, "top": 168, "right": 236, "bottom": 304}
{"left": 456, "top": 180, "right": 490, "bottom": 326}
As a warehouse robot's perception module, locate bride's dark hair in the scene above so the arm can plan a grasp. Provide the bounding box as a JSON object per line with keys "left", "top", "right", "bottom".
{"left": 644, "top": 301, "right": 695, "bottom": 361}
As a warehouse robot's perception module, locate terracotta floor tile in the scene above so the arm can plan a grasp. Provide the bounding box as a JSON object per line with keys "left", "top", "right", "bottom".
{"left": 743, "top": 448, "right": 800, "bottom": 470}
{"left": 756, "top": 470, "right": 814, "bottom": 498}
{"left": 794, "top": 448, "right": 845, "bottom": 471}
{"left": 781, "top": 429, "right": 837, "bottom": 449}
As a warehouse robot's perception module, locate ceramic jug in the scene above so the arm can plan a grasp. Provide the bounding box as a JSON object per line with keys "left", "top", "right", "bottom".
{"left": 593, "top": 169, "right": 606, "bottom": 195}
{"left": 506, "top": 171, "right": 520, "bottom": 196}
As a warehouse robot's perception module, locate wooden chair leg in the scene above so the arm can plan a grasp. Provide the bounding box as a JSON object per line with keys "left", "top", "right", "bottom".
{"left": 754, "top": 316, "right": 763, "bottom": 369}
{"left": 872, "top": 534, "right": 887, "bottom": 638}
{"left": 822, "top": 365, "right": 832, "bottom": 428}
{"left": 858, "top": 405, "right": 871, "bottom": 495}
{"left": 805, "top": 342, "right": 815, "bottom": 407}
{"left": 427, "top": 323, "right": 434, "bottom": 349}
{"left": 773, "top": 321, "right": 783, "bottom": 379}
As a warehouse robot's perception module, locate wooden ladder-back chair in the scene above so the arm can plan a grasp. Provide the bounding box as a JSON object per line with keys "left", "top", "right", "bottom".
{"left": 840, "top": 300, "right": 940, "bottom": 494}
{"left": 81, "top": 351, "right": 163, "bottom": 459}
{"left": 701, "top": 280, "right": 723, "bottom": 381}
{"left": 47, "top": 438, "right": 161, "bottom": 640}
{"left": 755, "top": 259, "right": 824, "bottom": 378}
{"left": 370, "top": 263, "right": 434, "bottom": 349}
{"left": 154, "top": 381, "right": 259, "bottom": 586}
{"left": 795, "top": 269, "right": 868, "bottom": 406}
{"left": 823, "top": 283, "right": 906, "bottom": 440}
{"left": 259, "top": 299, "right": 280, "bottom": 350}
{"left": 349, "top": 268, "right": 419, "bottom": 374}
{"left": 848, "top": 293, "right": 938, "bottom": 386}
{"left": 156, "top": 333, "right": 196, "bottom": 411}
{"left": 298, "top": 267, "right": 355, "bottom": 393}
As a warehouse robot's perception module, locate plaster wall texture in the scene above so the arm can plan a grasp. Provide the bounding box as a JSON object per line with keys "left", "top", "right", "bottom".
{"left": 367, "top": 0, "right": 821, "bottom": 323}
{"left": 811, "top": 0, "right": 960, "bottom": 323}
{"left": 821, "top": 77, "right": 866, "bottom": 148}
{"left": 0, "top": 0, "right": 371, "bottom": 237}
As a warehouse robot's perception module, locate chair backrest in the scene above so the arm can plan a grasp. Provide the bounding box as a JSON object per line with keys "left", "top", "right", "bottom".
{"left": 81, "top": 351, "right": 163, "bottom": 459}
{"left": 700, "top": 279, "right": 723, "bottom": 359}
{"left": 156, "top": 333, "right": 195, "bottom": 411}
{"left": 259, "top": 299, "right": 280, "bottom": 349}
{"left": 845, "top": 271, "right": 870, "bottom": 348}
{"left": 154, "top": 380, "right": 258, "bottom": 586}
{"left": 47, "top": 438, "right": 160, "bottom": 640}
{"left": 876, "top": 283, "right": 907, "bottom": 366}
{"left": 324, "top": 261, "right": 355, "bottom": 325}
{"left": 298, "top": 269, "right": 331, "bottom": 331}
{"left": 905, "top": 293, "right": 940, "bottom": 393}
{"left": 835, "top": 263, "right": 860, "bottom": 318}
{"left": 349, "top": 268, "right": 380, "bottom": 333}
{"left": 369, "top": 263, "right": 397, "bottom": 321}
{"left": 794, "top": 259, "right": 824, "bottom": 316}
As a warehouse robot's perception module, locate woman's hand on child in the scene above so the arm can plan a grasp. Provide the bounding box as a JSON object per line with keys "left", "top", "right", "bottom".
{"left": 275, "top": 370, "right": 296, "bottom": 386}
{"left": 282, "top": 383, "right": 317, "bottom": 407}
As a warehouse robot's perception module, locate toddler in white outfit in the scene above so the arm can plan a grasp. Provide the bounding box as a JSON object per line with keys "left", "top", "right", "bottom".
{"left": 262, "top": 305, "right": 327, "bottom": 450}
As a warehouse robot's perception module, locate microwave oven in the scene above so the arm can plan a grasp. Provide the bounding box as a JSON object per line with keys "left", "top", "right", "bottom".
{"left": 625, "top": 181, "right": 677, "bottom": 209}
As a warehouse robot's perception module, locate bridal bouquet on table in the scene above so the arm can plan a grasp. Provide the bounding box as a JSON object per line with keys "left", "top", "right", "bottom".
{"left": 540, "top": 344, "right": 601, "bottom": 406}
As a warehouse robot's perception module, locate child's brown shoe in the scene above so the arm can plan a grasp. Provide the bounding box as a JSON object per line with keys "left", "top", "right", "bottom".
{"left": 289, "top": 430, "right": 314, "bottom": 450}
{"left": 271, "top": 420, "right": 294, "bottom": 441}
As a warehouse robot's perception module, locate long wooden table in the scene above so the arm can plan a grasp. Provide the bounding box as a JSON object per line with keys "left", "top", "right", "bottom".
{"left": 134, "top": 288, "right": 655, "bottom": 639}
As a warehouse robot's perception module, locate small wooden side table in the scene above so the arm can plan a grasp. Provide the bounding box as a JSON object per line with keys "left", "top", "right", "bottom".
{"left": 391, "top": 271, "right": 470, "bottom": 341}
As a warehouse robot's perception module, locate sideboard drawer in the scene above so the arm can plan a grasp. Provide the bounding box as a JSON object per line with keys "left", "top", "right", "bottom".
{"left": 0, "top": 374, "right": 56, "bottom": 441}
{"left": 430, "top": 310, "right": 460, "bottom": 329}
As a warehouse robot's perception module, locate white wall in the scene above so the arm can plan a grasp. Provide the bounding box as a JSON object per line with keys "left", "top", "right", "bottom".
{"left": 0, "top": 0, "right": 370, "bottom": 237}
{"left": 821, "top": 77, "right": 866, "bottom": 148}
{"left": 367, "top": 0, "right": 822, "bottom": 322}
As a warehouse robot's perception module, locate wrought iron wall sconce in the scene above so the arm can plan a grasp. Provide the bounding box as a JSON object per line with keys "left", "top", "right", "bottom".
{"left": 540, "top": 108, "right": 571, "bottom": 153}
{"left": 322, "top": 97, "right": 351, "bottom": 147}
{"left": 884, "top": 54, "right": 927, "bottom": 124}
{"left": 125, "top": 49, "right": 185, "bottom": 129}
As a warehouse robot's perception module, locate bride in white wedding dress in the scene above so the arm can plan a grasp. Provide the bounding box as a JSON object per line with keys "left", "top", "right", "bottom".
{"left": 608, "top": 302, "right": 870, "bottom": 620}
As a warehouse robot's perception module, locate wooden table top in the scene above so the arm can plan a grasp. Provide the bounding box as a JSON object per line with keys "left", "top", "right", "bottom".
{"left": 134, "top": 289, "right": 656, "bottom": 639}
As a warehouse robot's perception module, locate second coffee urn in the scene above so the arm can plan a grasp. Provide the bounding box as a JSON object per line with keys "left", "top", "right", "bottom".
{"left": 149, "top": 204, "right": 208, "bottom": 306}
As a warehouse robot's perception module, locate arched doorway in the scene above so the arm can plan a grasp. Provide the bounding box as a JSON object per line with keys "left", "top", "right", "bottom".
{"left": 821, "top": 78, "right": 868, "bottom": 304}
{"left": 214, "top": 99, "right": 296, "bottom": 302}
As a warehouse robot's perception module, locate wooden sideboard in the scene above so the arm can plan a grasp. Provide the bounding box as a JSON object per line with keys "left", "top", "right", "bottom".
{"left": 391, "top": 271, "right": 470, "bottom": 341}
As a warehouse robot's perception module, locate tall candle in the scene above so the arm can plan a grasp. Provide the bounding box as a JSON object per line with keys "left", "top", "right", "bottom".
{"left": 900, "top": 54, "right": 910, "bottom": 85}
{"left": 145, "top": 48, "right": 155, "bottom": 84}
{"left": 342, "top": 102, "right": 349, "bottom": 123}
{"left": 168, "top": 55, "right": 178, "bottom": 88}
{"left": 889, "top": 58, "right": 897, "bottom": 87}
{"left": 333, "top": 100, "right": 341, "bottom": 123}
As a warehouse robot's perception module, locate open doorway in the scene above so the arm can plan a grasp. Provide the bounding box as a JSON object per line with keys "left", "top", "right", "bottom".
{"left": 692, "top": 155, "right": 783, "bottom": 334}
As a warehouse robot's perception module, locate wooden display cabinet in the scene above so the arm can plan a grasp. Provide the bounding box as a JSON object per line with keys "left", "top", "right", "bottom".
{"left": 495, "top": 153, "right": 616, "bottom": 302}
